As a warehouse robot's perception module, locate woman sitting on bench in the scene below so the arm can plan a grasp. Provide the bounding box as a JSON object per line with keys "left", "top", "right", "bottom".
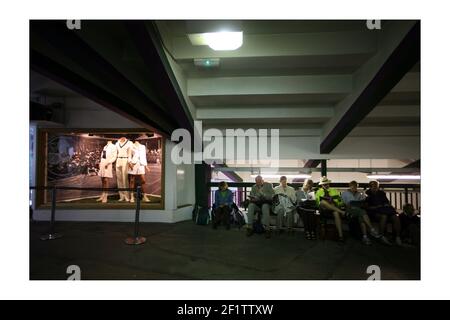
{"left": 212, "top": 181, "right": 233, "bottom": 230}
{"left": 296, "top": 179, "right": 319, "bottom": 240}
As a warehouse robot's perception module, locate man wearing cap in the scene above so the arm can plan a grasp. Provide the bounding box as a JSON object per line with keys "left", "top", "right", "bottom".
{"left": 316, "top": 176, "right": 346, "bottom": 242}
{"left": 246, "top": 175, "right": 274, "bottom": 238}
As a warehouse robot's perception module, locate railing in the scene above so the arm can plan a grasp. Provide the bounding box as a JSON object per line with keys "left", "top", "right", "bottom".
{"left": 208, "top": 182, "right": 421, "bottom": 213}
{"left": 30, "top": 185, "right": 147, "bottom": 245}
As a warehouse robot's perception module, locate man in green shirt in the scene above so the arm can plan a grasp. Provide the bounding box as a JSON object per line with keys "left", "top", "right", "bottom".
{"left": 247, "top": 175, "right": 274, "bottom": 238}
{"left": 316, "top": 176, "right": 346, "bottom": 242}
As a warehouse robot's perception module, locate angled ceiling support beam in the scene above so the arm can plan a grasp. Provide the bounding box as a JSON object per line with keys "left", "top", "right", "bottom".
{"left": 320, "top": 21, "right": 420, "bottom": 154}
{"left": 30, "top": 50, "right": 170, "bottom": 134}
{"left": 303, "top": 160, "right": 321, "bottom": 168}
{"left": 124, "top": 21, "right": 194, "bottom": 134}
{"left": 30, "top": 20, "right": 177, "bottom": 134}
{"left": 404, "top": 159, "right": 420, "bottom": 169}
{"left": 212, "top": 164, "right": 243, "bottom": 182}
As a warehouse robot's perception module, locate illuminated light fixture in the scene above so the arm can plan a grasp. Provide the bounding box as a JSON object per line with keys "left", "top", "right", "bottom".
{"left": 250, "top": 174, "right": 312, "bottom": 179}
{"left": 188, "top": 31, "right": 243, "bottom": 51}
{"left": 194, "top": 58, "right": 220, "bottom": 68}
{"left": 366, "top": 175, "right": 421, "bottom": 180}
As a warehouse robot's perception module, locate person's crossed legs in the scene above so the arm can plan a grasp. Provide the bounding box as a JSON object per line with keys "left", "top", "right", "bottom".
{"left": 320, "top": 200, "right": 345, "bottom": 240}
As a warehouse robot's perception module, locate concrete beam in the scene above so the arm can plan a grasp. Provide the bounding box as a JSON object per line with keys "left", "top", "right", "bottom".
{"left": 196, "top": 105, "right": 334, "bottom": 120}
{"left": 172, "top": 31, "right": 377, "bottom": 59}
{"left": 304, "top": 160, "right": 321, "bottom": 168}
{"left": 366, "top": 105, "right": 420, "bottom": 118}
{"left": 188, "top": 75, "right": 352, "bottom": 97}
{"left": 320, "top": 21, "right": 420, "bottom": 154}
{"left": 391, "top": 72, "right": 420, "bottom": 93}
{"left": 348, "top": 126, "right": 420, "bottom": 137}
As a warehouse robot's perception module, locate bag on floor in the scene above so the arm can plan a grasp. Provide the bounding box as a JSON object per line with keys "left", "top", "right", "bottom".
{"left": 230, "top": 203, "right": 246, "bottom": 228}
{"left": 252, "top": 220, "right": 265, "bottom": 234}
{"left": 195, "top": 206, "right": 210, "bottom": 226}
{"left": 192, "top": 204, "right": 198, "bottom": 222}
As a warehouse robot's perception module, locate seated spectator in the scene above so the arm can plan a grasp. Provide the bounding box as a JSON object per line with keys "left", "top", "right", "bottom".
{"left": 212, "top": 181, "right": 233, "bottom": 230}
{"left": 341, "top": 181, "right": 381, "bottom": 245}
{"left": 296, "top": 179, "right": 319, "bottom": 240}
{"left": 399, "top": 203, "right": 420, "bottom": 246}
{"left": 246, "top": 175, "right": 274, "bottom": 238}
{"left": 365, "top": 180, "right": 403, "bottom": 246}
{"left": 273, "top": 176, "right": 297, "bottom": 234}
{"left": 316, "top": 176, "right": 346, "bottom": 242}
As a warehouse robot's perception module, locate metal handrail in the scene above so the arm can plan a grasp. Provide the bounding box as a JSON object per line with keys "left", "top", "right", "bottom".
{"left": 208, "top": 182, "right": 421, "bottom": 212}
{"left": 208, "top": 182, "right": 420, "bottom": 189}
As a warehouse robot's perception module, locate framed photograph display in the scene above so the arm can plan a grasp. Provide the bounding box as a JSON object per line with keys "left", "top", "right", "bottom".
{"left": 35, "top": 129, "right": 165, "bottom": 209}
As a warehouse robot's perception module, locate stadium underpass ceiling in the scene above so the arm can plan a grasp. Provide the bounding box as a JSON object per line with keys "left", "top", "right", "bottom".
{"left": 29, "top": 20, "right": 420, "bottom": 177}
{"left": 156, "top": 20, "right": 420, "bottom": 161}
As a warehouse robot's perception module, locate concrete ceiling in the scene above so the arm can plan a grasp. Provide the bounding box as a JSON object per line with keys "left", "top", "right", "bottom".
{"left": 156, "top": 20, "right": 420, "bottom": 157}
{"left": 30, "top": 72, "right": 79, "bottom": 98}
{"left": 29, "top": 20, "right": 420, "bottom": 167}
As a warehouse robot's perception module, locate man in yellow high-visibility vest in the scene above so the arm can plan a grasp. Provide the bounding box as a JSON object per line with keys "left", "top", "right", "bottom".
{"left": 316, "top": 176, "right": 346, "bottom": 242}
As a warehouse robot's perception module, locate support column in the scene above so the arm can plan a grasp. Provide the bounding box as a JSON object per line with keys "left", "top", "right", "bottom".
{"left": 321, "top": 160, "right": 327, "bottom": 177}
{"left": 195, "top": 163, "right": 211, "bottom": 207}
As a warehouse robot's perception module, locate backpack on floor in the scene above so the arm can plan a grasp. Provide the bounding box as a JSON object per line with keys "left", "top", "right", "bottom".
{"left": 230, "top": 203, "right": 246, "bottom": 228}
{"left": 192, "top": 204, "right": 199, "bottom": 222}
{"left": 195, "top": 206, "right": 210, "bottom": 226}
{"left": 252, "top": 220, "right": 265, "bottom": 234}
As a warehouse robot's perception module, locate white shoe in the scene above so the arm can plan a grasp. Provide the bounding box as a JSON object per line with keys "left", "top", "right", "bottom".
{"left": 380, "top": 236, "right": 392, "bottom": 246}
{"left": 142, "top": 194, "right": 150, "bottom": 202}
{"left": 362, "top": 236, "right": 372, "bottom": 245}
{"left": 96, "top": 193, "right": 104, "bottom": 202}
{"left": 370, "top": 228, "right": 382, "bottom": 239}
{"left": 129, "top": 196, "right": 134, "bottom": 203}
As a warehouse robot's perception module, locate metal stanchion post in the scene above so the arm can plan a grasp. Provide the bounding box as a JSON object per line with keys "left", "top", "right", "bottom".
{"left": 40, "top": 186, "right": 63, "bottom": 241}
{"left": 125, "top": 186, "right": 146, "bottom": 245}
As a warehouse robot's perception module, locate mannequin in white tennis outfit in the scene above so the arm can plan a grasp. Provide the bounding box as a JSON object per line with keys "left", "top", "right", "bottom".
{"left": 115, "top": 137, "right": 133, "bottom": 201}
{"left": 97, "top": 141, "right": 117, "bottom": 203}
{"left": 128, "top": 141, "right": 150, "bottom": 203}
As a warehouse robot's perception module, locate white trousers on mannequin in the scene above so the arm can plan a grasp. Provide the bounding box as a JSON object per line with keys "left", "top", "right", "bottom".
{"left": 116, "top": 158, "right": 129, "bottom": 200}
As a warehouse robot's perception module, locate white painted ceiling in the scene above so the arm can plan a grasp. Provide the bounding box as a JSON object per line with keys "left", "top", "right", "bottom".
{"left": 157, "top": 20, "right": 420, "bottom": 133}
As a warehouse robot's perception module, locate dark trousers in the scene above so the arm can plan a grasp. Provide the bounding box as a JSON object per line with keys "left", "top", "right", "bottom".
{"left": 213, "top": 206, "right": 231, "bottom": 229}
{"left": 299, "top": 208, "right": 318, "bottom": 233}
{"left": 367, "top": 205, "right": 397, "bottom": 222}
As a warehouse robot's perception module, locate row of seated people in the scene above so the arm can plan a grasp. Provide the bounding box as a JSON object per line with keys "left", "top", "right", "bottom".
{"left": 212, "top": 176, "right": 420, "bottom": 246}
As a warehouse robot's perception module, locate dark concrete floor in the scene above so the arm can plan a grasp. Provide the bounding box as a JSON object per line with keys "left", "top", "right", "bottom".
{"left": 30, "top": 221, "right": 420, "bottom": 280}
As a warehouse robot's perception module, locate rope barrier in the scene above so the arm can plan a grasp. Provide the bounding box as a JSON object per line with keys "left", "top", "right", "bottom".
{"left": 30, "top": 185, "right": 147, "bottom": 245}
